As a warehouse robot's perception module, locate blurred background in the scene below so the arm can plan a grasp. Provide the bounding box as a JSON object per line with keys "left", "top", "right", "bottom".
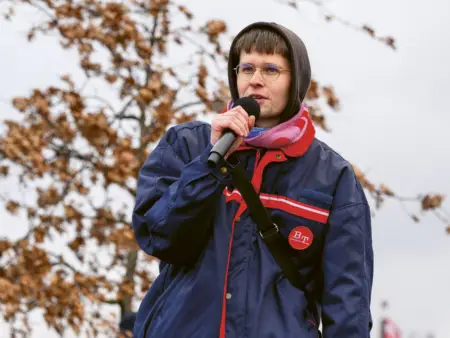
{"left": 1, "top": 0, "right": 449, "bottom": 337}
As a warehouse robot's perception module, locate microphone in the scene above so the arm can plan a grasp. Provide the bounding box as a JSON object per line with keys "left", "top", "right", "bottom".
{"left": 207, "top": 97, "right": 260, "bottom": 168}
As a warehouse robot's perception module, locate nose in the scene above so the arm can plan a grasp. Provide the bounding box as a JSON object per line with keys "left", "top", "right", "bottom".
{"left": 248, "top": 69, "right": 264, "bottom": 87}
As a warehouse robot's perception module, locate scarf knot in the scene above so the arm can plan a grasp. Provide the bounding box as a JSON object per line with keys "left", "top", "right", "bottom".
{"left": 233, "top": 103, "right": 316, "bottom": 157}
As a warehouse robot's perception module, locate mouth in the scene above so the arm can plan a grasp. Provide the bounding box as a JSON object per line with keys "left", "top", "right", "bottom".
{"left": 248, "top": 94, "right": 268, "bottom": 100}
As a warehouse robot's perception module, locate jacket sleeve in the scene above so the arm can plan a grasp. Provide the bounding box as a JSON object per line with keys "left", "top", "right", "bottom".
{"left": 321, "top": 167, "right": 374, "bottom": 338}
{"left": 132, "top": 125, "right": 232, "bottom": 266}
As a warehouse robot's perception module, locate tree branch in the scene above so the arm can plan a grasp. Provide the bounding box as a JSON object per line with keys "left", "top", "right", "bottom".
{"left": 115, "top": 99, "right": 134, "bottom": 120}
{"left": 173, "top": 100, "right": 203, "bottom": 113}
{"left": 144, "top": 11, "right": 161, "bottom": 85}
{"left": 116, "top": 114, "right": 140, "bottom": 121}
{"left": 276, "top": 0, "right": 396, "bottom": 49}
{"left": 119, "top": 250, "right": 138, "bottom": 315}
{"left": 48, "top": 253, "right": 80, "bottom": 274}
{"left": 28, "top": 0, "right": 57, "bottom": 21}
{"left": 102, "top": 298, "right": 120, "bottom": 305}
{"left": 85, "top": 95, "right": 117, "bottom": 113}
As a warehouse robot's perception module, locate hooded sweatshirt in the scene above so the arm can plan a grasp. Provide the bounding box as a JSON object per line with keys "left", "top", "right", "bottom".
{"left": 227, "top": 21, "right": 312, "bottom": 123}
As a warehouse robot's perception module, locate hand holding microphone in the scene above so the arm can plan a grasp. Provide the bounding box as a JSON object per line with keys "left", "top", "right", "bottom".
{"left": 208, "top": 97, "right": 260, "bottom": 167}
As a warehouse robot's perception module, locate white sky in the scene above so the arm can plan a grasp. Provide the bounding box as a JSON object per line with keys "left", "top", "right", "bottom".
{"left": 1, "top": 0, "right": 450, "bottom": 337}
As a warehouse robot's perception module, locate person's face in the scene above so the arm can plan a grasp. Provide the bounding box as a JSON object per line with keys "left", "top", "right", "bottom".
{"left": 237, "top": 51, "right": 291, "bottom": 128}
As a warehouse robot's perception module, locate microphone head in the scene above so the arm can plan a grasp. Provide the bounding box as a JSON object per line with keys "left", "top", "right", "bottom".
{"left": 232, "top": 97, "right": 260, "bottom": 119}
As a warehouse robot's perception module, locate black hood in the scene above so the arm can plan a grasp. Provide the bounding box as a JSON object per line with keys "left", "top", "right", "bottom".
{"left": 228, "top": 22, "right": 311, "bottom": 123}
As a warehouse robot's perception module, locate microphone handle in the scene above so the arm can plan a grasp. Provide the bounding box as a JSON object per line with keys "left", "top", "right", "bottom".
{"left": 207, "top": 130, "right": 237, "bottom": 168}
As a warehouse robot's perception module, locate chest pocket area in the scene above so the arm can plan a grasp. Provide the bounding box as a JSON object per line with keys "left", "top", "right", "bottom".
{"left": 262, "top": 189, "right": 333, "bottom": 265}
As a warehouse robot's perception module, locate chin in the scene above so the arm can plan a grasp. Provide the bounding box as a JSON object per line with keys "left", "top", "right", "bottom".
{"left": 257, "top": 112, "right": 281, "bottom": 127}
{"left": 259, "top": 108, "right": 278, "bottom": 119}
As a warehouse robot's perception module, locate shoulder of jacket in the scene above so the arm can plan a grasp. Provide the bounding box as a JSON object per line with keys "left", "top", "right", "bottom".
{"left": 312, "top": 138, "right": 369, "bottom": 205}
{"left": 164, "top": 121, "right": 211, "bottom": 146}
{"left": 309, "top": 138, "right": 353, "bottom": 171}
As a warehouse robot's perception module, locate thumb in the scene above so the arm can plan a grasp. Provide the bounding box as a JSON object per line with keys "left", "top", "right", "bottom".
{"left": 249, "top": 115, "right": 256, "bottom": 129}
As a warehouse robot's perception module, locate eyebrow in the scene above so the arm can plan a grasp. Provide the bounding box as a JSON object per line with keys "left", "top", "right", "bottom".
{"left": 240, "top": 62, "right": 280, "bottom": 67}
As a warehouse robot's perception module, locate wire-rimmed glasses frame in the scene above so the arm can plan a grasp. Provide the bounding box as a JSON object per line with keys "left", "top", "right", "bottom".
{"left": 233, "top": 63, "right": 291, "bottom": 82}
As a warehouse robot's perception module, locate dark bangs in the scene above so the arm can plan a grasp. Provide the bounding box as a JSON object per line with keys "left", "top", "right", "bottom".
{"left": 231, "top": 28, "right": 289, "bottom": 59}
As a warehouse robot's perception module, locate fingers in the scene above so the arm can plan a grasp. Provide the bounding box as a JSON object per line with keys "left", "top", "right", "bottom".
{"left": 225, "top": 106, "right": 250, "bottom": 136}
{"left": 213, "top": 115, "right": 245, "bottom": 137}
{"left": 213, "top": 106, "right": 251, "bottom": 137}
{"left": 230, "top": 119, "right": 247, "bottom": 137}
{"left": 211, "top": 106, "right": 257, "bottom": 146}
{"left": 248, "top": 115, "right": 256, "bottom": 129}
{"left": 224, "top": 135, "right": 244, "bottom": 160}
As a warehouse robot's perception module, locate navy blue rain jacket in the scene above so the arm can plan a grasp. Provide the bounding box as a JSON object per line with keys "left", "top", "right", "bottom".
{"left": 132, "top": 118, "right": 374, "bottom": 338}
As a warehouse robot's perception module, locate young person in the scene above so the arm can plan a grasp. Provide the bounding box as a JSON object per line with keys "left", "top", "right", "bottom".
{"left": 132, "top": 21, "right": 374, "bottom": 338}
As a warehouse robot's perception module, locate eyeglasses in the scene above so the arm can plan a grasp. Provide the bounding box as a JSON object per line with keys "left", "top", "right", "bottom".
{"left": 234, "top": 63, "right": 290, "bottom": 82}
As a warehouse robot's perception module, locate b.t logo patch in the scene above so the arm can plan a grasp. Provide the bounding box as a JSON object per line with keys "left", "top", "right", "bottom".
{"left": 288, "top": 226, "right": 313, "bottom": 250}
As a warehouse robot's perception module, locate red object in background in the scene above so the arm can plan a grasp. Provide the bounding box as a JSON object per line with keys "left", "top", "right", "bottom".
{"left": 382, "top": 317, "right": 402, "bottom": 338}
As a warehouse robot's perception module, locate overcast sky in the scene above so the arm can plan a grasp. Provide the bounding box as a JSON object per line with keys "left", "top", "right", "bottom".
{"left": 1, "top": 0, "right": 450, "bottom": 337}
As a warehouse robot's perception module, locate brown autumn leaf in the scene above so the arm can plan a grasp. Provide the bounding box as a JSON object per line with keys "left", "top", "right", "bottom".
{"left": 61, "top": 74, "right": 76, "bottom": 90}
{"left": 117, "top": 150, "right": 140, "bottom": 176}
{"left": 322, "top": 86, "right": 340, "bottom": 110}
{"left": 139, "top": 88, "right": 154, "bottom": 103}
{"left": 37, "top": 186, "right": 61, "bottom": 208}
{"left": 105, "top": 167, "right": 126, "bottom": 185}
{"left": 175, "top": 112, "right": 195, "bottom": 124}
{"left": 351, "top": 164, "right": 376, "bottom": 193}
{"left": 0, "top": 240, "right": 12, "bottom": 254}
{"left": 27, "top": 207, "right": 36, "bottom": 218}
{"left": 196, "top": 86, "right": 211, "bottom": 109}
{"left": 64, "top": 205, "right": 82, "bottom": 220}
{"left": 362, "top": 25, "right": 375, "bottom": 37}
{"left": 105, "top": 73, "right": 118, "bottom": 84}
{"left": 383, "top": 36, "right": 396, "bottom": 50}
{"left": 198, "top": 62, "right": 208, "bottom": 89}
{"left": 40, "top": 215, "right": 65, "bottom": 233}
{"left": 108, "top": 227, "right": 138, "bottom": 250}
{"left": 5, "top": 200, "right": 20, "bottom": 215}
{"left": 12, "top": 97, "right": 29, "bottom": 112}
{"left": 0, "top": 165, "right": 9, "bottom": 176}
{"left": 306, "top": 79, "right": 319, "bottom": 100}
{"left": 380, "top": 184, "right": 395, "bottom": 197}
{"left": 68, "top": 236, "right": 85, "bottom": 251}
{"left": 205, "top": 19, "right": 227, "bottom": 42}
{"left": 118, "top": 280, "right": 135, "bottom": 298}
{"left": 0, "top": 278, "right": 20, "bottom": 302}
{"left": 34, "top": 227, "right": 47, "bottom": 244}
{"left": 421, "top": 194, "right": 445, "bottom": 210}
{"left": 178, "top": 5, "right": 193, "bottom": 19}
{"left": 76, "top": 111, "right": 117, "bottom": 153}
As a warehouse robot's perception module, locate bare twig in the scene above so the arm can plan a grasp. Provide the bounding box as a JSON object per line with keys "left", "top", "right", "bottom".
{"left": 84, "top": 95, "right": 117, "bottom": 114}
{"left": 173, "top": 100, "right": 203, "bottom": 113}
{"left": 275, "top": 0, "right": 397, "bottom": 50}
